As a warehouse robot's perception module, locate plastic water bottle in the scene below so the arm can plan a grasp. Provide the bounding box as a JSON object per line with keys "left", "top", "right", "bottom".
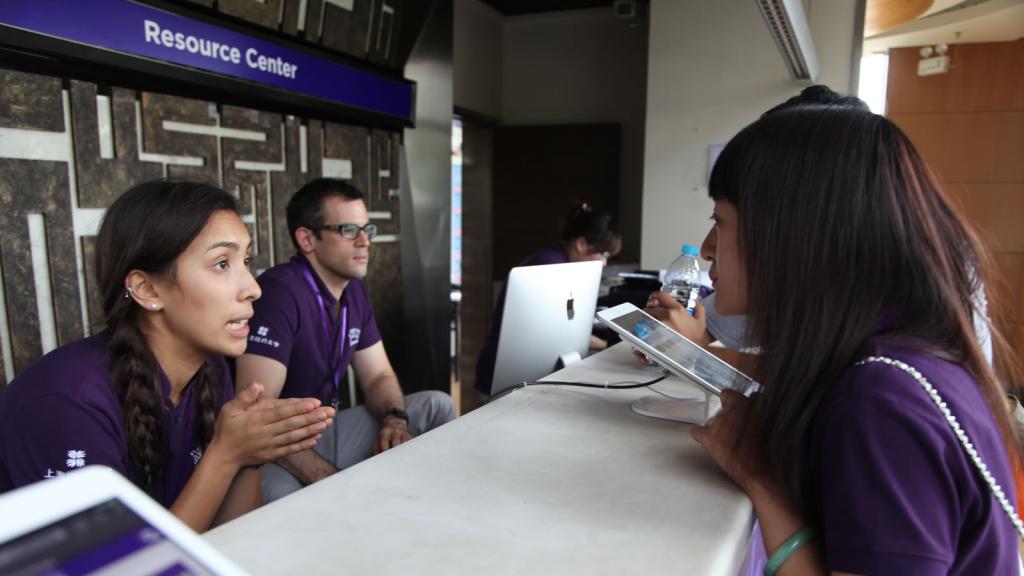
{"left": 662, "top": 244, "right": 702, "bottom": 315}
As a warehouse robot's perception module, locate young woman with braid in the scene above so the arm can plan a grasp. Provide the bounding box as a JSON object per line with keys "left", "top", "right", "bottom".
{"left": 0, "top": 180, "right": 335, "bottom": 532}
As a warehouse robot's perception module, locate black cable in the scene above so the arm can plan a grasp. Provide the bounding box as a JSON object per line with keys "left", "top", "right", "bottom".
{"left": 490, "top": 373, "right": 669, "bottom": 402}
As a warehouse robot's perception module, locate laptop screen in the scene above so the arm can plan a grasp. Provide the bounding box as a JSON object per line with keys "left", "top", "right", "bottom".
{"left": 0, "top": 498, "right": 215, "bottom": 576}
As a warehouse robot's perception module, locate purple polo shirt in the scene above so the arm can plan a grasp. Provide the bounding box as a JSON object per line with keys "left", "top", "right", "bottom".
{"left": 475, "top": 244, "right": 569, "bottom": 394}
{"left": 0, "top": 335, "right": 234, "bottom": 507}
{"left": 809, "top": 338, "right": 1017, "bottom": 574}
{"left": 246, "top": 254, "right": 381, "bottom": 405}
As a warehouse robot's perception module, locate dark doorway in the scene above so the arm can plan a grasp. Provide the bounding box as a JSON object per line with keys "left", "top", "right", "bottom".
{"left": 492, "top": 123, "right": 620, "bottom": 280}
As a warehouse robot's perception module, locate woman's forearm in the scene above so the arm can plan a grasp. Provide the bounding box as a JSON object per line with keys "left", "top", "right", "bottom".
{"left": 169, "top": 446, "right": 239, "bottom": 533}
{"left": 211, "top": 466, "right": 262, "bottom": 527}
{"left": 747, "top": 481, "right": 827, "bottom": 576}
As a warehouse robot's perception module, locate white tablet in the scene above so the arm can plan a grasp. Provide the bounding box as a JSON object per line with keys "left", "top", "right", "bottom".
{"left": 597, "top": 302, "right": 759, "bottom": 397}
{"left": 0, "top": 466, "right": 246, "bottom": 575}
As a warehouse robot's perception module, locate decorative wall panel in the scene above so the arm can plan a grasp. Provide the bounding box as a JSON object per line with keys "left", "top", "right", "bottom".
{"left": 184, "top": 0, "right": 402, "bottom": 66}
{"left": 0, "top": 160, "right": 81, "bottom": 377}
{"left": 71, "top": 82, "right": 163, "bottom": 208}
{"left": 0, "top": 67, "right": 403, "bottom": 389}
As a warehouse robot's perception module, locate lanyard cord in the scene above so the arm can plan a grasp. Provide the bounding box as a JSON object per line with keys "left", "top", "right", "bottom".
{"left": 301, "top": 261, "right": 348, "bottom": 408}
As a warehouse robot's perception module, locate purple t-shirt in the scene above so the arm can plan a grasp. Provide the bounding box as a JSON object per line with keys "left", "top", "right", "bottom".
{"left": 0, "top": 335, "right": 234, "bottom": 507}
{"left": 246, "top": 254, "right": 381, "bottom": 405}
{"left": 475, "top": 244, "right": 569, "bottom": 394}
{"left": 809, "top": 338, "right": 1017, "bottom": 574}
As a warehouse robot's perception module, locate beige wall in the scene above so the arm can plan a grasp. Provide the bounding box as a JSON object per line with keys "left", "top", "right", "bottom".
{"left": 640, "top": 0, "right": 859, "bottom": 269}
{"left": 453, "top": 1, "right": 648, "bottom": 262}
{"left": 886, "top": 39, "right": 1024, "bottom": 360}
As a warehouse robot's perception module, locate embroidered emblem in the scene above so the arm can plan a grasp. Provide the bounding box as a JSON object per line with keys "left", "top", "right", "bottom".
{"left": 348, "top": 328, "right": 361, "bottom": 347}
{"left": 249, "top": 325, "right": 280, "bottom": 348}
{"left": 65, "top": 450, "right": 86, "bottom": 468}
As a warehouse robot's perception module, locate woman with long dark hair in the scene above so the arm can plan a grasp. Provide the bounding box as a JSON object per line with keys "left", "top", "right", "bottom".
{"left": 0, "top": 180, "right": 335, "bottom": 532}
{"left": 690, "top": 103, "right": 1022, "bottom": 573}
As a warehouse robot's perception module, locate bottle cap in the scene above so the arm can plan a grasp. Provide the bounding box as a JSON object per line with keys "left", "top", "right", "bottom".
{"left": 682, "top": 244, "right": 699, "bottom": 256}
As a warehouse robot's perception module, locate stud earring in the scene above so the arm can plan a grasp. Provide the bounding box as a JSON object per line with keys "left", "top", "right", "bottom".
{"left": 150, "top": 304, "right": 158, "bottom": 310}
{"left": 124, "top": 286, "right": 134, "bottom": 299}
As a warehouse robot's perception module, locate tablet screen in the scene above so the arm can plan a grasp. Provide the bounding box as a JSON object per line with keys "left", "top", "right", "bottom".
{"left": 0, "top": 498, "right": 215, "bottom": 575}
{"left": 603, "top": 307, "right": 758, "bottom": 396}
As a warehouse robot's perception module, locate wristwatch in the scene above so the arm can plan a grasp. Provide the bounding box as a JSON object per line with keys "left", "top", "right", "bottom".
{"left": 384, "top": 407, "right": 409, "bottom": 424}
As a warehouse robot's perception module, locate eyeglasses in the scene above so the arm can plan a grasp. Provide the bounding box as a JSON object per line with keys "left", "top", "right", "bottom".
{"left": 310, "top": 223, "right": 378, "bottom": 240}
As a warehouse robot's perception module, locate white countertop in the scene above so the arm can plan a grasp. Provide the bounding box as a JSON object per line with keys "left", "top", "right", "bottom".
{"left": 204, "top": 343, "right": 753, "bottom": 575}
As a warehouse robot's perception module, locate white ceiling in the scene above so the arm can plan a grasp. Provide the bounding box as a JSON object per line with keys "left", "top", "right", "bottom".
{"left": 863, "top": 0, "right": 1024, "bottom": 53}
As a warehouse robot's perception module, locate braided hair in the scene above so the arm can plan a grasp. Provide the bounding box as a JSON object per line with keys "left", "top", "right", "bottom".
{"left": 95, "top": 180, "right": 237, "bottom": 485}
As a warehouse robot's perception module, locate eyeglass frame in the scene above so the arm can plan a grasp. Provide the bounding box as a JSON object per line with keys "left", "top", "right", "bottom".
{"left": 307, "top": 223, "right": 378, "bottom": 240}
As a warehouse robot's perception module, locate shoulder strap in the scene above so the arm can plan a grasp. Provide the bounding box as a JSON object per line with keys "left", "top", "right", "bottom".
{"left": 856, "top": 355, "right": 1024, "bottom": 540}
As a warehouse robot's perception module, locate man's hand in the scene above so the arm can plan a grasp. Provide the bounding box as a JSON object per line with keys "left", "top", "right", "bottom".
{"left": 374, "top": 416, "right": 412, "bottom": 454}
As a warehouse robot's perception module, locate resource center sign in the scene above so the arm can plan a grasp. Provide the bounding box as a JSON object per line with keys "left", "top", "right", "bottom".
{"left": 0, "top": 0, "right": 415, "bottom": 124}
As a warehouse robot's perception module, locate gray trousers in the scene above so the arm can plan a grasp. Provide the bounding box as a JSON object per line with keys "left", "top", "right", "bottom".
{"left": 262, "top": 390, "right": 456, "bottom": 503}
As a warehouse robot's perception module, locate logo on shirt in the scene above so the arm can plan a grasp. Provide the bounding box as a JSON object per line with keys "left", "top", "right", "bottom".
{"left": 42, "top": 449, "right": 87, "bottom": 480}
{"left": 43, "top": 468, "right": 66, "bottom": 479}
{"left": 348, "top": 328, "right": 361, "bottom": 347}
{"left": 190, "top": 447, "right": 203, "bottom": 465}
{"left": 65, "top": 449, "right": 86, "bottom": 468}
{"left": 249, "top": 325, "right": 280, "bottom": 348}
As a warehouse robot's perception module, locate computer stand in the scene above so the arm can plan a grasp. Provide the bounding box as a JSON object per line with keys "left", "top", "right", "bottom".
{"left": 630, "top": 392, "right": 714, "bottom": 425}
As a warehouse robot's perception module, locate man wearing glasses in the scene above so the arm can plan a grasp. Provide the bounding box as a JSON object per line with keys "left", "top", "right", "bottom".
{"left": 236, "top": 178, "right": 456, "bottom": 503}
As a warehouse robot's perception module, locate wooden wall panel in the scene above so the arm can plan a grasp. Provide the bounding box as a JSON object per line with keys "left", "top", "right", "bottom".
{"left": 990, "top": 253, "right": 1024, "bottom": 324}
{"left": 887, "top": 39, "right": 1024, "bottom": 115}
{"left": 888, "top": 112, "right": 1024, "bottom": 183}
{"left": 887, "top": 39, "right": 1024, "bottom": 363}
{"left": 945, "top": 183, "right": 1024, "bottom": 252}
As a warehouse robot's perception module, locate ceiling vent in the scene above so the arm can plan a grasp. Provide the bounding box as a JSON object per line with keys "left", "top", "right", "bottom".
{"left": 755, "top": 0, "right": 820, "bottom": 83}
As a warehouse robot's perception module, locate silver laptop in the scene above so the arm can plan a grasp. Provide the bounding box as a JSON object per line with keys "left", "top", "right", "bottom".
{"left": 491, "top": 261, "right": 603, "bottom": 396}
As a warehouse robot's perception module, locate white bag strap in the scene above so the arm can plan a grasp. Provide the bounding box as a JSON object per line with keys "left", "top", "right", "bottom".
{"left": 856, "top": 356, "right": 1024, "bottom": 540}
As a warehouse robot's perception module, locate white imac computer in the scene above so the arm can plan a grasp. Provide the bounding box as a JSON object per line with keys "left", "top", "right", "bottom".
{"left": 491, "top": 261, "right": 604, "bottom": 397}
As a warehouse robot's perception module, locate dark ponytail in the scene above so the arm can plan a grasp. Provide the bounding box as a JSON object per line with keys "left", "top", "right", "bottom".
{"left": 561, "top": 202, "right": 621, "bottom": 255}
{"left": 96, "top": 180, "right": 238, "bottom": 485}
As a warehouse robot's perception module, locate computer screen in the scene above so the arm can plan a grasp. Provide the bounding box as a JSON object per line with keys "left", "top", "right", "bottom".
{"left": 491, "top": 261, "right": 604, "bottom": 396}
{"left": 0, "top": 498, "right": 215, "bottom": 575}
{"left": 598, "top": 303, "right": 758, "bottom": 397}
{"left": 0, "top": 466, "right": 245, "bottom": 576}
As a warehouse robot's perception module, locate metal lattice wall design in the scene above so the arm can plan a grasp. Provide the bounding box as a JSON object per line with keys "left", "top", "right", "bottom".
{"left": 0, "top": 67, "right": 403, "bottom": 388}
{"left": 183, "top": 0, "right": 402, "bottom": 66}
